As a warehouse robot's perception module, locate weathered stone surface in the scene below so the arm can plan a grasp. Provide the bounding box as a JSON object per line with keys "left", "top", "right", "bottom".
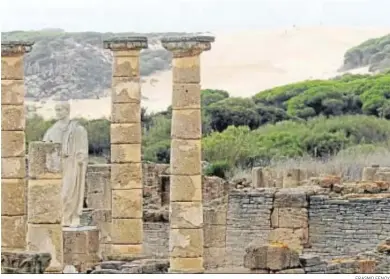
{"left": 170, "top": 202, "right": 203, "bottom": 229}
{"left": 169, "top": 228, "right": 203, "bottom": 258}
{"left": 170, "top": 175, "right": 202, "bottom": 201}
{"left": 111, "top": 163, "right": 142, "bottom": 189}
{"left": 63, "top": 226, "right": 99, "bottom": 254}
{"left": 1, "top": 79, "right": 24, "bottom": 105}
{"left": 276, "top": 268, "right": 305, "bottom": 274}
{"left": 111, "top": 102, "right": 141, "bottom": 123}
{"left": 111, "top": 219, "right": 143, "bottom": 244}
{"left": 110, "top": 244, "right": 143, "bottom": 257}
{"left": 121, "top": 259, "right": 169, "bottom": 273}
{"left": 1, "top": 105, "right": 24, "bottom": 130}
{"left": 1, "top": 131, "right": 25, "bottom": 157}
{"left": 268, "top": 228, "right": 307, "bottom": 253}
{"left": 1, "top": 55, "right": 24, "bottom": 79}
{"left": 170, "top": 139, "right": 201, "bottom": 175}
{"left": 244, "top": 243, "right": 267, "bottom": 269}
{"left": 112, "top": 77, "right": 141, "bottom": 103}
{"left": 359, "top": 259, "right": 376, "bottom": 273}
{"left": 171, "top": 109, "right": 201, "bottom": 140}
{"left": 113, "top": 54, "right": 141, "bottom": 77}
{"left": 111, "top": 123, "right": 141, "bottom": 144}
{"left": 63, "top": 253, "right": 100, "bottom": 273}
{"left": 274, "top": 189, "right": 308, "bottom": 208}
{"left": 271, "top": 208, "right": 308, "bottom": 229}
{"left": 1, "top": 157, "right": 26, "bottom": 178}
{"left": 91, "top": 209, "right": 112, "bottom": 244}
{"left": 92, "top": 269, "right": 122, "bottom": 274}
{"left": 362, "top": 166, "right": 379, "bottom": 181}
{"left": 204, "top": 247, "right": 226, "bottom": 269}
{"left": 1, "top": 215, "right": 27, "bottom": 249}
{"left": 204, "top": 225, "right": 226, "bottom": 248}
{"left": 283, "top": 169, "right": 301, "bottom": 188}
{"left": 172, "top": 83, "right": 201, "bottom": 109}
{"left": 27, "top": 179, "right": 62, "bottom": 224}
{"left": 252, "top": 167, "right": 264, "bottom": 188}
{"left": 267, "top": 245, "right": 291, "bottom": 270}
{"left": 1, "top": 179, "right": 25, "bottom": 216}
{"left": 172, "top": 55, "right": 201, "bottom": 83}
{"left": 169, "top": 257, "right": 204, "bottom": 273}
{"left": 27, "top": 224, "right": 63, "bottom": 272}
{"left": 204, "top": 208, "right": 227, "bottom": 225}
{"left": 1, "top": 251, "right": 51, "bottom": 274}
{"left": 112, "top": 189, "right": 142, "bottom": 218}
{"left": 111, "top": 144, "right": 141, "bottom": 163}
{"left": 100, "top": 260, "right": 127, "bottom": 270}
{"left": 28, "top": 142, "right": 61, "bottom": 179}
{"left": 299, "top": 254, "right": 322, "bottom": 267}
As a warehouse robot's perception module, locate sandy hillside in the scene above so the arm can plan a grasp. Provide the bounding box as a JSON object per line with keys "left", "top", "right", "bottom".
{"left": 27, "top": 26, "right": 390, "bottom": 120}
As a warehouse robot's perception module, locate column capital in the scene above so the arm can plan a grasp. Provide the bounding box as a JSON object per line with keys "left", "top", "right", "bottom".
{"left": 103, "top": 37, "right": 148, "bottom": 52}
{"left": 1, "top": 41, "right": 34, "bottom": 56}
{"left": 161, "top": 36, "right": 215, "bottom": 57}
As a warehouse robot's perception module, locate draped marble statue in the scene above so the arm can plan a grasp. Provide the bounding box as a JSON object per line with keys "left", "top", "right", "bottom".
{"left": 43, "top": 102, "right": 88, "bottom": 227}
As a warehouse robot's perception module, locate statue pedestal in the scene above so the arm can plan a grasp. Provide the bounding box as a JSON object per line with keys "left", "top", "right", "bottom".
{"left": 63, "top": 226, "right": 100, "bottom": 273}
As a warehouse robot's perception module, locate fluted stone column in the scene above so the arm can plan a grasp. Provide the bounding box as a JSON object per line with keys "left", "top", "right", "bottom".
{"left": 104, "top": 37, "right": 148, "bottom": 257}
{"left": 27, "top": 142, "right": 63, "bottom": 273}
{"left": 1, "top": 41, "right": 34, "bottom": 251}
{"left": 162, "top": 36, "right": 215, "bottom": 273}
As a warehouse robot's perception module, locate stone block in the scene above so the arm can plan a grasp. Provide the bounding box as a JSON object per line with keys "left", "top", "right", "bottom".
{"left": 28, "top": 179, "right": 62, "bottom": 224}
{"left": 1, "top": 131, "right": 25, "bottom": 158}
{"left": 276, "top": 268, "right": 305, "bottom": 274}
{"left": 170, "top": 139, "right": 201, "bottom": 175}
{"left": 268, "top": 228, "right": 307, "bottom": 253}
{"left": 170, "top": 228, "right": 203, "bottom": 258}
{"left": 99, "top": 244, "right": 112, "bottom": 260}
{"left": 1, "top": 156, "right": 26, "bottom": 178}
{"left": 110, "top": 244, "right": 143, "bottom": 257}
{"left": 172, "top": 83, "right": 201, "bottom": 109}
{"left": 1, "top": 105, "right": 24, "bottom": 130}
{"left": 362, "top": 166, "right": 379, "bottom": 181}
{"left": 267, "top": 245, "right": 291, "bottom": 270}
{"left": 271, "top": 208, "right": 308, "bottom": 229}
{"left": 1, "top": 251, "right": 51, "bottom": 274}
{"left": 91, "top": 209, "right": 112, "bottom": 243}
{"left": 28, "top": 142, "right": 62, "bottom": 179}
{"left": 244, "top": 244, "right": 267, "bottom": 269}
{"left": 111, "top": 143, "right": 141, "bottom": 163}
{"left": 1, "top": 56, "right": 24, "bottom": 79}
{"left": 63, "top": 226, "right": 99, "bottom": 254}
{"left": 112, "top": 189, "right": 142, "bottom": 218}
{"left": 274, "top": 189, "right": 308, "bottom": 207}
{"left": 299, "top": 254, "right": 322, "bottom": 267}
{"left": 172, "top": 55, "right": 200, "bottom": 83}
{"left": 27, "top": 224, "right": 63, "bottom": 272}
{"left": 171, "top": 109, "right": 201, "bottom": 140}
{"left": 1, "top": 79, "right": 24, "bottom": 105}
{"left": 170, "top": 201, "right": 203, "bottom": 229}
{"left": 111, "top": 163, "right": 142, "bottom": 190}
{"left": 204, "top": 225, "right": 226, "bottom": 248}
{"left": 169, "top": 257, "right": 204, "bottom": 273}
{"left": 111, "top": 218, "right": 143, "bottom": 244}
{"left": 87, "top": 192, "right": 110, "bottom": 210}
{"left": 111, "top": 123, "right": 141, "bottom": 144}
{"left": 252, "top": 167, "right": 264, "bottom": 188}
{"left": 203, "top": 208, "right": 227, "bottom": 225}
{"left": 112, "top": 77, "right": 141, "bottom": 103}
{"left": 111, "top": 103, "right": 140, "bottom": 123}
{"left": 63, "top": 253, "right": 100, "bottom": 273}
{"left": 113, "top": 54, "right": 140, "bottom": 77}
{"left": 1, "top": 178, "right": 25, "bottom": 216}
{"left": 1, "top": 215, "right": 26, "bottom": 249}
{"left": 359, "top": 259, "right": 376, "bottom": 273}
{"left": 170, "top": 175, "right": 202, "bottom": 202}
{"left": 283, "top": 169, "right": 301, "bottom": 188}
{"left": 204, "top": 247, "right": 226, "bottom": 269}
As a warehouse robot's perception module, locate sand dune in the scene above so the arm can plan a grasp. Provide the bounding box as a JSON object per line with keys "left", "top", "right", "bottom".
{"left": 27, "top": 26, "right": 390, "bottom": 120}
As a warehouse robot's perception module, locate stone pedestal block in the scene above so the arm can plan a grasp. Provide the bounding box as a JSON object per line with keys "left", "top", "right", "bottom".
{"left": 63, "top": 226, "right": 100, "bottom": 273}
{"left": 252, "top": 167, "right": 264, "bottom": 188}
{"left": 104, "top": 37, "right": 148, "bottom": 257}
{"left": 1, "top": 41, "right": 33, "bottom": 251}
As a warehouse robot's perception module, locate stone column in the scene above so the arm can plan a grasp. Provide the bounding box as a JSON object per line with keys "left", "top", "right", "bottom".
{"left": 27, "top": 142, "right": 63, "bottom": 273}
{"left": 161, "top": 36, "right": 215, "bottom": 273}
{"left": 103, "top": 37, "right": 148, "bottom": 258}
{"left": 1, "top": 41, "right": 34, "bottom": 251}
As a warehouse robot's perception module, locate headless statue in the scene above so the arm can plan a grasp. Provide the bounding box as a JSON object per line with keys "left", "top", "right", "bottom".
{"left": 43, "top": 102, "right": 88, "bottom": 227}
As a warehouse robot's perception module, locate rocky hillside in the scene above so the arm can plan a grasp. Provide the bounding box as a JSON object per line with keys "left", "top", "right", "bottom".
{"left": 1, "top": 30, "right": 194, "bottom": 100}
{"left": 340, "top": 33, "right": 390, "bottom": 73}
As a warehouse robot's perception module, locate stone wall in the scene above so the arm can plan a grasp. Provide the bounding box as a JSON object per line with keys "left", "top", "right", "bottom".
{"left": 306, "top": 195, "right": 390, "bottom": 258}
{"left": 225, "top": 189, "right": 274, "bottom": 267}
{"left": 143, "top": 222, "right": 169, "bottom": 258}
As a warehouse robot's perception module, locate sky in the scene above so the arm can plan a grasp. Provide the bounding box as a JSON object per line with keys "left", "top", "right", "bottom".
{"left": 1, "top": 0, "right": 390, "bottom": 33}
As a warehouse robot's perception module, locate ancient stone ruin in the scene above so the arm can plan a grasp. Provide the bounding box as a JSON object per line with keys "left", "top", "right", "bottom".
{"left": 1, "top": 38, "right": 390, "bottom": 274}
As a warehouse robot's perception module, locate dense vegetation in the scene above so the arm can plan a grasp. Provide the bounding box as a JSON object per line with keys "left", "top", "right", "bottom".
{"left": 341, "top": 33, "right": 390, "bottom": 72}
{"left": 26, "top": 73, "right": 390, "bottom": 176}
